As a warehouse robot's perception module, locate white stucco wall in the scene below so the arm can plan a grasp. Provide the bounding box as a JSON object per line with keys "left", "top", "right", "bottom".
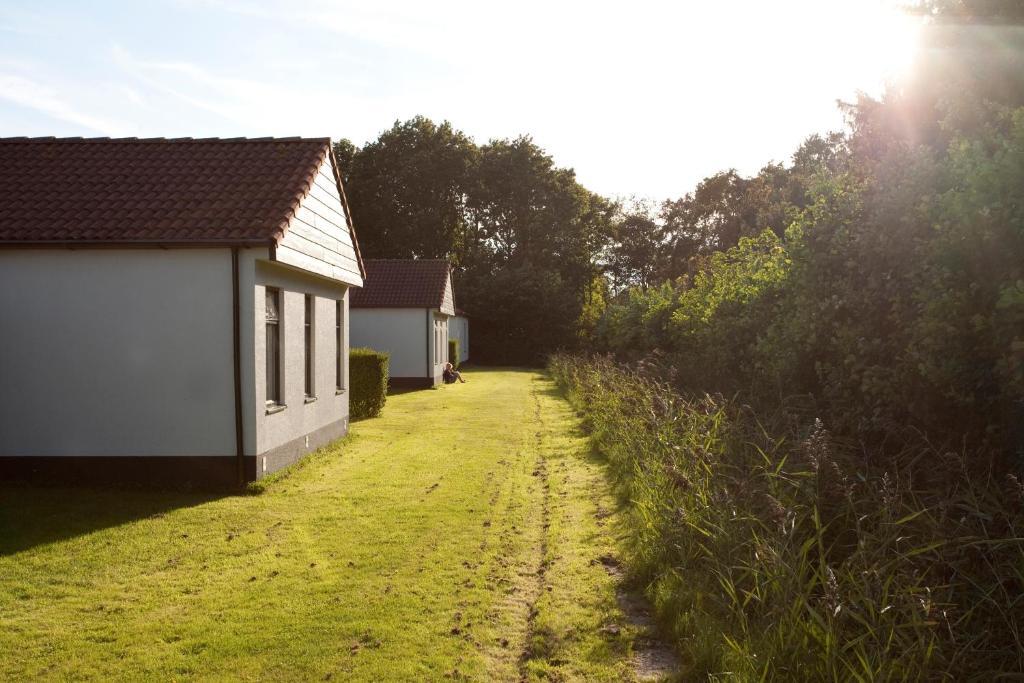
{"left": 253, "top": 260, "right": 350, "bottom": 460}
{"left": 0, "top": 249, "right": 236, "bottom": 457}
{"left": 350, "top": 308, "right": 429, "bottom": 379}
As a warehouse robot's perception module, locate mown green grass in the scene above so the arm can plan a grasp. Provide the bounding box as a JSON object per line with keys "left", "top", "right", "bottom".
{"left": 0, "top": 369, "right": 639, "bottom": 681}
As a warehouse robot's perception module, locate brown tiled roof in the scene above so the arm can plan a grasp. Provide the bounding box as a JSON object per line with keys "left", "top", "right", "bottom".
{"left": 351, "top": 259, "right": 453, "bottom": 312}
{"left": 0, "top": 136, "right": 356, "bottom": 248}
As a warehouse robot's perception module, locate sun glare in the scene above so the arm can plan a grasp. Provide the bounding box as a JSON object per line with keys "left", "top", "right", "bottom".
{"left": 721, "top": 0, "right": 926, "bottom": 99}
{"left": 804, "top": 0, "right": 925, "bottom": 96}
{"left": 850, "top": 2, "right": 925, "bottom": 86}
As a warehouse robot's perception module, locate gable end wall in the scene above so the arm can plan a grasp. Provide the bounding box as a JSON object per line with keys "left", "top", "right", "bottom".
{"left": 275, "top": 156, "right": 363, "bottom": 287}
{"left": 440, "top": 271, "right": 455, "bottom": 316}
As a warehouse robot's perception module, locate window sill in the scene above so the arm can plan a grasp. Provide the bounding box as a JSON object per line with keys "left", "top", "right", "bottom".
{"left": 265, "top": 403, "right": 287, "bottom": 415}
{"left": 304, "top": 396, "right": 318, "bottom": 404}
{"left": 335, "top": 389, "right": 346, "bottom": 396}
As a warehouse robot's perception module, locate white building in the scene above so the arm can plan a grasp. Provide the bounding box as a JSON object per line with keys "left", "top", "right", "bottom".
{"left": 450, "top": 311, "right": 470, "bottom": 365}
{"left": 0, "top": 136, "right": 365, "bottom": 488}
{"left": 350, "top": 260, "right": 465, "bottom": 387}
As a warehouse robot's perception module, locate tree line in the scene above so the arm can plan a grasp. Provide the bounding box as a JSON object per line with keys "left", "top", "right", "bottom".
{"left": 334, "top": 126, "right": 612, "bottom": 365}
{"left": 339, "top": 0, "right": 1023, "bottom": 461}
{"left": 593, "top": 0, "right": 1024, "bottom": 459}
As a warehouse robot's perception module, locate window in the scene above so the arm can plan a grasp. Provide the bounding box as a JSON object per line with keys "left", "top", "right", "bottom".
{"left": 437, "top": 320, "right": 446, "bottom": 365}
{"left": 434, "top": 320, "right": 442, "bottom": 365}
{"left": 304, "top": 294, "right": 315, "bottom": 399}
{"left": 335, "top": 300, "right": 343, "bottom": 392}
{"left": 265, "top": 288, "right": 281, "bottom": 405}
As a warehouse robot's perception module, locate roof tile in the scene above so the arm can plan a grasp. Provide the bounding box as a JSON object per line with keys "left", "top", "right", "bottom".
{"left": 351, "top": 259, "right": 452, "bottom": 311}
{"left": 0, "top": 136, "right": 331, "bottom": 244}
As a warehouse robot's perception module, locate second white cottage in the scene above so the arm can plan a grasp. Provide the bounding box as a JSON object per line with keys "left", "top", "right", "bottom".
{"left": 350, "top": 259, "right": 466, "bottom": 388}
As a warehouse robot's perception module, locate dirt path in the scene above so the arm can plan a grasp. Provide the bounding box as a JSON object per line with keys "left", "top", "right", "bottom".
{"left": 506, "top": 376, "right": 680, "bottom": 682}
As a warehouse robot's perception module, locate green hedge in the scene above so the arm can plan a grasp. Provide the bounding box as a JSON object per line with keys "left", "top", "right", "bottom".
{"left": 448, "top": 338, "right": 460, "bottom": 369}
{"left": 350, "top": 348, "right": 389, "bottom": 419}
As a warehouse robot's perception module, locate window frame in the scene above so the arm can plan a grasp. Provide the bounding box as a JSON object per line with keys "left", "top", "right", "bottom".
{"left": 335, "top": 299, "right": 344, "bottom": 393}
{"left": 434, "top": 319, "right": 443, "bottom": 365}
{"left": 304, "top": 294, "right": 316, "bottom": 401}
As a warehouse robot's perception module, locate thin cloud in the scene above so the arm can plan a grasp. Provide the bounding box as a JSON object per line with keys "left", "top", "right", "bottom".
{"left": 0, "top": 1, "right": 919, "bottom": 199}
{"left": 0, "top": 73, "right": 124, "bottom": 135}
{"left": 111, "top": 47, "right": 257, "bottom": 122}
{"left": 177, "top": 0, "right": 465, "bottom": 60}
{"left": 109, "top": 44, "right": 401, "bottom": 139}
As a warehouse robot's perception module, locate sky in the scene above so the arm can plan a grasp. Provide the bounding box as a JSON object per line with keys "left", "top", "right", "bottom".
{"left": 0, "top": 0, "right": 923, "bottom": 201}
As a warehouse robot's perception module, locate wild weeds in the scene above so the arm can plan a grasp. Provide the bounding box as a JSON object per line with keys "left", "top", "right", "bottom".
{"left": 549, "top": 353, "right": 1024, "bottom": 680}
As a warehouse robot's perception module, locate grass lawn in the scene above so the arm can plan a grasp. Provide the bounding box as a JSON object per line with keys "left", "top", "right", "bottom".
{"left": 0, "top": 369, "right": 652, "bottom": 681}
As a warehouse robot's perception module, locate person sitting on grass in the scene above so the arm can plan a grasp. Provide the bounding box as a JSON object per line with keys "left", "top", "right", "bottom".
{"left": 443, "top": 362, "right": 466, "bottom": 384}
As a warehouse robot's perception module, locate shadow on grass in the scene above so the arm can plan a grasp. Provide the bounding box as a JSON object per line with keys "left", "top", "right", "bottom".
{"left": 0, "top": 483, "right": 223, "bottom": 556}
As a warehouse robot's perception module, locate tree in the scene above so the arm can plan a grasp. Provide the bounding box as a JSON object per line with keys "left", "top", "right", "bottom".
{"left": 339, "top": 116, "right": 477, "bottom": 262}
{"left": 604, "top": 199, "right": 665, "bottom": 291}
{"left": 459, "top": 136, "right": 615, "bottom": 362}
{"left": 461, "top": 261, "right": 579, "bottom": 365}
{"left": 468, "top": 136, "right": 612, "bottom": 280}
{"left": 660, "top": 170, "right": 749, "bottom": 265}
{"left": 656, "top": 161, "right": 811, "bottom": 281}
{"left": 340, "top": 119, "right": 615, "bottom": 364}
{"left": 331, "top": 138, "right": 357, "bottom": 186}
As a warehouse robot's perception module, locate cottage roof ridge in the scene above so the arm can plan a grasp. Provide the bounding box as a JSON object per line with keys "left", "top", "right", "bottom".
{"left": 352, "top": 258, "right": 455, "bottom": 314}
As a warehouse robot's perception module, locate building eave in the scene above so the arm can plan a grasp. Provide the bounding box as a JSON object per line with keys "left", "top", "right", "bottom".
{"left": 0, "top": 239, "right": 273, "bottom": 250}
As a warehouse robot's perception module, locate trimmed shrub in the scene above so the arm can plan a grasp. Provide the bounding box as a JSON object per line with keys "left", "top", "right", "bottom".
{"left": 350, "top": 348, "right": 389, "bottom": 419}
{"left": 448, "top": 338, "right": 460, "bottom": 369}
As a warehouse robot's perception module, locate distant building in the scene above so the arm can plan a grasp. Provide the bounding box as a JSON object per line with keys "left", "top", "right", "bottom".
{"left": 0, "top": 136, "right": 365, "bottom": 487}
{"left": 350, "top": 259, "right": 465, "bottom": 387}
{"left": 450, "top": 310, "right": 470, "bottom": 365}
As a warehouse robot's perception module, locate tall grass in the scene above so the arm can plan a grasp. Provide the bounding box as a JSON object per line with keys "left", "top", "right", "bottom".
{"left": 550, "top": 353, "right": 1024, "bottom": 680}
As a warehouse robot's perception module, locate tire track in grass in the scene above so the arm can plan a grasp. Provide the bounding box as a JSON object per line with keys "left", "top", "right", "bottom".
{"left": 517, "top": 388, "right": 552, "bottom": 682}
{"left": 475, "top": 385, "right": 547, "bottom": 681}
{"left": 517, "top": 375, "right": 681, "bottom": 682}
{"left": 461, "top": 447, "right": 532, "bottom": 681}
{"left": 517, "top": 376, "right": 633, "bottom": 682}
{"left": 513, "top": 375, "right": 635, "bottom": 681}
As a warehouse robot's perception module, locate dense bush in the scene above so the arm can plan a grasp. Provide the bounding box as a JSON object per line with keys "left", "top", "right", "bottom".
{"left": 448, "top": 338, "right": 460, "bottom": 369}
{"left": 568, "top": 23, "right": 1024, "bottom": 675}
{"left": 550, "top": 353, "right": 1024, "bottom": 679}
{"left": 596, "top": 102, "right": 1024, "bottom": 459}
{"left": 349, "top": 348, "right": 389, "bottom": 420}
{"left": 462, "top": 261, "right": 581, "bottom": 365}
